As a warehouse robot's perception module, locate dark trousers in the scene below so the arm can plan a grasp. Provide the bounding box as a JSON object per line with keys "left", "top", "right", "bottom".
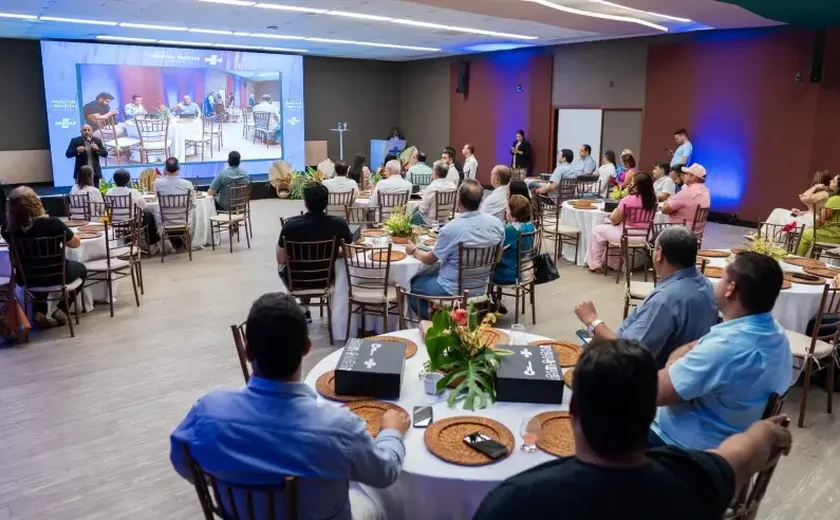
{"left": 648, "top": 429, "right": 667, "bottom": 448}
{"left": 141, "top": 211, "right": 160, "bottom": 245}
{"left": 18, "top": 260, "right": 88, "bottom": 314}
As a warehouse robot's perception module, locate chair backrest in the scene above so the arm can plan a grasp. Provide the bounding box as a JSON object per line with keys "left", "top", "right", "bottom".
{"left": 650, "top": 221, "right": 687, "bottom": 245}
{"left": 104, "top": 193, "right": 134, "bottom": 223}
{"left": 253, "top": 111, "right": 272, "bottom": 130}
{"left": 413, "top": 172, "right": 432, "bottom": 189}
{"left": 757, "top": 221, "right": 805, "bottom": 254}
{"left": 158, "top": 193, "right": 193, "bottom": 227}
{"left": 558, "top": 179, "right": 577, "bottom": 202}
{"left": 284, "top": 238, "right": 338, "bottom": 294}
{"left": 514, "top": 229, "right": 538, "bottom": 285}
{"left": 227, "top": 183, "right": 251, "bottom": 215}
{"left": 692, "top": 206, "right": 710, "bottom": 244}
{"left": 11, "top": 234, "right": 68, "bottom": 289}
{"left": 65, "top": 193, "right": 91, "bottom": 221}
{"left": 346, "top": 206, "right": 379, "bottom": 226}
{"left": 327, "top": 190, "right": 355, "bottom": 218}
{"left": 99, "top": 116, "right": 120, "bottom": 146}
{"left": 395, "top": 284, "right": 468, "bottom": 329}
{"left": 183, "top": 444, "right": 298, "bottom": 520}
{"left": 808, "top": 285, "right": 840, "bottom": 352}
{"left": 136, "top": 116, "right": 170, "bottom": 150}
{"left": 110, "top": 209, "right": 142, "bottom": 259}
{"left": 621, "top": 206, "right": 656, "bottom": 240}
{"left": 458, "top": 243, "right": 500, "bottom": 295}
{"left": 230, "top": 322, "right": 251, "bottom": 383}
{"left": 342, "top": 242, "right": 392, "bottom": 301}
{"left": 377, "top": 191, "right": 410, "bottom": 220}
{"left": 575, "top": 179, "right": 601, "bottom": 197}
{"left": 434, "top": 190, "right": 457, "bottom": 223}
{"left": 535, "top": 194, "right": 560, "bottom": 228}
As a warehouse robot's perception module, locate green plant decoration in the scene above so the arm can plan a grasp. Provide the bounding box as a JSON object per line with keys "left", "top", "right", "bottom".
{"left": 382, "top": 207, "right": 413, "bottom": 238}
{"left": 98, "top": 179, "right": 115, "bottom": 195}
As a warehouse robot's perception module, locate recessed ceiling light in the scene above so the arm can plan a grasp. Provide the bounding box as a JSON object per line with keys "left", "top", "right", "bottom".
{"left": 248, "top": 32, "right": 306, "bottom": 40}
{"left": 198, "top": 0, "right": 255, "bottom": 5}
{"left": 261, "top": 46, "right": 308, "bottom": 53}
{"left": 306, "top": 37, "right": 440, "bottom": 52}
{"left": 326, "top": 11, "right": 392, "bottom": 22}
{"left": 157, "top": 40, "right": 209, "bottom": 46}
{"left": 120, "top": 22, "right": 188, "bottom": 31}
{"left": 524, "top": 0, "right": 668, "bottom": 31}
{"left": 589, "top": 0, "right": 692, "bottom": 23}
{"left": 252, "top": 3, "right": 328, "bottom": 14}
{"left": 213, "top": 43, "right": 263, "bottom": 49}
{"left": 96, "top": 35, "right": 158, "bottom": 43}
{"left": 39, "top": 16, "right": 118, "bottom": 25}
{"left": 188, "top": 28, "right": 234, "bottom": 35}
{"left": 0, "top": 12, "right": 37, "bottom": 20}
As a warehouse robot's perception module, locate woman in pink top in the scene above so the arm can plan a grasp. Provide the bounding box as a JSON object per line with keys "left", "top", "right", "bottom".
{"left": 587, "top": 172, "right": 658, "bottom": 272}
{"left": 618, "top": 153, "right": 638, "bottom": 189}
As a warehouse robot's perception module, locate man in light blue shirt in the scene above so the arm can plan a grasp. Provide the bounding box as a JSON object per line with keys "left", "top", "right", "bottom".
{"left": 407, "top": 151, "right": 433, "bottom": 186}
{"left": 405, "top": 179, "right": 505, "bottom": 302}
{"left": 572, "top": 144, "right": 597, "bottom": 176}
{"left": 123, "top": 94, "right": 146, "bottom": 120}
{"left": 172, "top": 95, "right": 201, "bottom": 118}
{"left": 670, "top": 128, "right": 693, "bottom": 167}
{"left": 531, "top": 148, "right": 576, "bottom": 200}
{"left": 575, "top": 227, "right": 718, "bottom": 367}
{"left": 651, "top": 252, "right": 792, "bottom": 451}
{"left": 170, "top": 293, "right": 407, "bottom": 520}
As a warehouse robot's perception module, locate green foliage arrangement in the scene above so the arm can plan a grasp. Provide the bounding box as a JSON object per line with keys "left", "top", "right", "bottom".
{"left": 382, "top": 207, "right": 413, "bottom": 238}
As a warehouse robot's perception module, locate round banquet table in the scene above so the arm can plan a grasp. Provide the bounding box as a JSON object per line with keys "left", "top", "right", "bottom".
{"left": 559, "top": 200, "right": 667, "bottom": 266}
{"left": 703, "top": 249, "right": 828, "bottom": 333}
{"left": 354, "top": 197, "right": 421, "bottom": 216}
{"left": 125, "top": 117, "right": 205, "bottom": 162}
{"left": 145, "top": 194, "right": 218, "bottom": 247}
{"left": 304, "top": 328, "right": 570, "bottom": 520}
{"left": 331, "top": 241, "right": 436, "bottom": 341}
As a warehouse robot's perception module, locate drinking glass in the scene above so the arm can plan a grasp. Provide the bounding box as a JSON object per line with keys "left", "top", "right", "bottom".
{"left": 520, "top": 416, "right": 541, "bottom": 453}
{"left": 510, "top": 323, "right": 526, "bottom": 345}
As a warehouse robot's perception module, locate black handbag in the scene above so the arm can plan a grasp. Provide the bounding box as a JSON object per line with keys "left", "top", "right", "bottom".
{"left": 532, "top": 233, "right": 559, "bottom": 284}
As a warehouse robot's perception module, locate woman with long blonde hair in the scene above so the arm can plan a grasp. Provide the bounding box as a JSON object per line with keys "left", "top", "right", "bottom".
{"left": 4, "top": 186, "right": 86, "bottom": 328}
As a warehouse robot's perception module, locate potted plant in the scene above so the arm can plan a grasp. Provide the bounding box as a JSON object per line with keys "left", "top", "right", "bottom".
{"left": 382, "top": 207, "right": 413, "bottom": 244}
{"left": 423, "top": 305, "right": 512, "bottom": 410}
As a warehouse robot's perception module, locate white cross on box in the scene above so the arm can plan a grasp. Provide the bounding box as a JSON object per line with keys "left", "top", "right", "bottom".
{"left": 364, "top": 359, "right": 377, "bottom": 370}
{"left": 520, "top": 348, "right": 532, "bottom": 358}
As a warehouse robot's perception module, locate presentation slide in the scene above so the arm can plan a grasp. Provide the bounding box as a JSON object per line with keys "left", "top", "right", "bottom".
{"left": 40, "top": 41, "right": 304, "bottom": 187}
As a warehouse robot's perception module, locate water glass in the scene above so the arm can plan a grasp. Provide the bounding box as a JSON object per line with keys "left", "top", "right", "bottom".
{"left": 510, "top": 323, "right": 526, "bottom": 345}
{"left": 520, "top": 416, "right": 542, "bottom": 453}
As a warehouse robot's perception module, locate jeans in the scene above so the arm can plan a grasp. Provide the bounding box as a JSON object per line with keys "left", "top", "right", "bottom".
{"left": 279, "top": 267, "right": 310, "bottom": 306}
{"left": 409, "top": 268, "right": 449, "bottom": 319}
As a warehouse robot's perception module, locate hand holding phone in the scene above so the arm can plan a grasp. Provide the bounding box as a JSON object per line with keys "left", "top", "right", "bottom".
{"left": 463, "top": 432, "right": 509, "bottom": 459}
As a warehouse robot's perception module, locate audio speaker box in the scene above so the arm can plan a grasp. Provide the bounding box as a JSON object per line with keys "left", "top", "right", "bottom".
{"left": 455, "top": 59, "right": 469, "bottom": 94}
{"left": 810, "top": 28, "right": 826, "bottom": 83}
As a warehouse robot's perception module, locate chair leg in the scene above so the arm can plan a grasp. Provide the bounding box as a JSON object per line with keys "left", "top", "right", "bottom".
{"left": 798, "top": 357, "right": 814, "bottom": 428}
{"left": 345, "top": 301, "right": 353, "bottom": 342}
{"left": 137, "top": 259, "right": 145, "bottom": 295}
{"left": 210, "top": 222, "right": 216, "bottom": 251}
{"left": 623, "top": 294, "right": 630, "bottom": 320}
{"left": 107, "top": 272, "right": 114, "bottom": 318}
{"left": 187, "top": 232, "right": 193, "bottom": 261}
{"left": 160, "top": 232, "right": 166, "bottom": 263}
{"left": 827, "top": 354, "right": 835, "bottom": 414}
{"left": 229, "top": 223, "right": 234, "bottom": 254}
{"left": 244, "top": 220, "right": 251, "bottom": 249}
{"left": 326, "top": 295, "right": 334, "bottom": 346}
{"left": 529, "top": 283, "right": 536, "bottom": 325}
{"left": 514, "top": 287, "right": 520, "bottom": 324}
{"left": 130, "top": 267, "right": 140, "bottom": 307}
{"left": 63, "top": 291, "right": 75, "bottom": 337}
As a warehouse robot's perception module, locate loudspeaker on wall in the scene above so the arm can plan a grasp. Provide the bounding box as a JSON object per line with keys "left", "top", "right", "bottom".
{"left": 455, "top": 59, "right": 469, "bottom": 94}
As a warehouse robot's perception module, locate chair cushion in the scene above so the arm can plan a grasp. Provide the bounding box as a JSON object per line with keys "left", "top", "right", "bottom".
{"left": 629, "top": 281, "right": 655, "bottom": 299}
{"left": 543, "top": 224, "right": 581, "bottom": 235}
{"left": 141, "top": 141, "right": 167, "bottom": 149}
{"left": 785, "top": 330, "right": 835, "bottom": 359}
{"left": 350, "top": 285, "right": 397, "bottom": 303}
{"left": 28, "top": 277, "right": 84, "bottom": 293}
{"left": 84, "top": 258, "right": 131, "bottom": 271}
{"left": 290, "top": 287, "right": 333, "bottom": 297}
{"left": 210, "top": 214, "right": 246, "bottom": 223}
{"left": 105, "top": 138, "right": 141, "bottom": 147}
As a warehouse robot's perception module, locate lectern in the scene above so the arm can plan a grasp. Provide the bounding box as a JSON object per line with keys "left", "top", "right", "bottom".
{"left": 370, "top": 138, "right": 406, "bottom": 169}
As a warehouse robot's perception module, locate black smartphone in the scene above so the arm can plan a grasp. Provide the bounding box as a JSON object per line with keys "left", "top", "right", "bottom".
{"left": 413, "top": 406, "right": 433, "bottom": 428}
{"left": 463, "top": 432, "right": 508, "bottom": 459}
{"left": 575, "top": 329, "right": 592, "bottom": 346}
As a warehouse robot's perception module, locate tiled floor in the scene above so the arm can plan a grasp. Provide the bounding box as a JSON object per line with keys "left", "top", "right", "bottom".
{"left": 0, "top": 199, "right": 836, "bottom": 519}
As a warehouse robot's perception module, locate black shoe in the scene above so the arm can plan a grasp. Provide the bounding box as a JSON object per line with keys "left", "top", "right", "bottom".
{"left": 304, "top": 310, "right": 312, "bottom": 323}
{"left": 498, "top": 303, "right": 509, "bottom": 315}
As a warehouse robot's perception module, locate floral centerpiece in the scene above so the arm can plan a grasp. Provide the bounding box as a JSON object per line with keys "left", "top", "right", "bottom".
{"left": 608, "top": 186, "right": 629, "bottom": 200}
{"left": 98, "top": 178, "right": 115, "bottom": 196}
{"left": 370, "top": 171, "right": 382, "bottom": 185}
{"left": 746, "top": 235, "right": 788, "bottom": 261}
{"left": 424, "top": 305, "right": 512, "bottom": 410}
{"left": 382, "top": 207, "right": 413, "bottom": 244}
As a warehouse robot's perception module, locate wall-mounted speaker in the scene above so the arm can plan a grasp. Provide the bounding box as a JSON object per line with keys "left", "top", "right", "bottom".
{"left": 810, "top": 28, "right": 826, "bottom": 83}
{"left": 455, "top": 59, "right": 469, "bottom": 94}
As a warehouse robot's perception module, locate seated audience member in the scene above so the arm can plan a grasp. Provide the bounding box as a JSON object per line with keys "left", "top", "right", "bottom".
{"left": 106, "top": 169, "right": 160, "bottom": 248}
{"left": 531, "top": 149, "right": 575, "bottom": 198}
{"left": 615, "top": 148, "right": 633, "bottom": 179}
{"left": 797, "top": 174, "right": 840, "bottom": 256}
{"left": 572, "top": 144, "right": 597, "bottom": 176}
{"left": 208, "top": 151, "right": 250, "bottom": 211}
{"left": 651, "top": 252, "right": 792, "bottom": 450}
{"left": 444, "top": 146, "right": 464, "bottom": 178}
{"left": 575, "top": 227, "right": 718, "bottom": 366}
{"left": 596, "top": 150, "right": 617, "bottom": 197}
{"left": 618, "top": 153, "right": 638, "bottom": 188}
{"left": 473, "top": 338, "right": 793, "bottom": 520}
{"left": 585, "top": 172, "right": 657, "bottom": 272}
{"left": 765, "top": 170, "right": 832, "bottom": 228}
{"left": 277, "top": 183, "right": 353, "bottom": 322}
{"left": 69, "top": 165, "right": 104, "bottom": 219}
{"left": 172, "top": 95, "right": 201, "bottom": 118}
{"left": 154, "top": 158, "right": 196, "bottom": 235}
{"left": 323, "top": 160, "right": 359, "bottom": 198}
{"left": 508, "top": 180, "right": 531, "bottom": 201}
{"left": 405, "top": 180, "right": 505, "bottom": 299}
{"left": 493, "top": 195, "right": 535, "bottom": 286}
{"left": 662, "top": 164, "right": 710, "bottom": 232}
{"left": 480, "top": 165, "right": 512, "bottom": 221}
{"left": 669, "top": 165, "right": 683, "bottom": 194}
{"left": 412, "top": 161, "right": 456, "bottom": 226}
{"left": 369, "top": 160, "right": 413, "bottom": 209}
{"left": 2, "top": 187, "right": 87, "bottom": 328}
{"left": 170, "top": 292, "right": 407, "bottom": 520}
{"left": 407, "top": 151, "right": 433, "bottom": 185}
{"left": 441, "top": 149, "right": 461, "bottom": 185}
{"left": 123, "top": 94, "right": 146, "bottom": 120}
{"left": 347, "top": 154, "right": 371, "bottom": 186}
{"left": 653, "top": 161, "right": 677, "bottom": 201}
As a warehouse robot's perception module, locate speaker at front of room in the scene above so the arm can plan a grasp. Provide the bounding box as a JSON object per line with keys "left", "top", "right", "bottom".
{"left": 455, "top": 59, "right": 469, "bottom": 94}
{"left": 810, "top": 28, "right": 826, "bottom": 83}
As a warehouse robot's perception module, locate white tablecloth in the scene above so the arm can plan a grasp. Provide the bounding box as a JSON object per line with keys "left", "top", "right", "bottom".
{"left": 332, "top": 242, "right": 435, "bottom": 341}
{"left": 354, "top": 198, "right": 421, "bottom": 216}
{"left": 125, "top": 117, "right": 204, "bottom": 162}
{"left": 704, "top": 250, "right": 828, "bottom": 333}
{"left": 304, "top": 328, "right": 570, "bottom": 520}
{"left": 145, "top": 194, "right": 218, "bottom": 247}
{"left": 558, "top": 201, "right": 667, "bottom": 266}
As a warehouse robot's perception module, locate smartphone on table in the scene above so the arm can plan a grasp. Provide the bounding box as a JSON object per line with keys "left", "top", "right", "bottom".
{"left": 463, "top": 432, "right": 508, "bottom": 459}
{"left": 412, "top": 406, "right": 433, "bottom": 428}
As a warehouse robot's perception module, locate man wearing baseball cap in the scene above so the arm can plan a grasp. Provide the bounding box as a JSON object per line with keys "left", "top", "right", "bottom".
{"left": 662, "top": 163, "right": 710, "bottom": 232}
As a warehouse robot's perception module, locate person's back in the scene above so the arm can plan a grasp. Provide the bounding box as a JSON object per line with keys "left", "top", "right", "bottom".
{"left": 494, "top": 195, "right": 534, "bottom": 286}
{"left": 322, "top": 161, "right": 358, "bottom": 198}
{"left": 210, "top": 152, "right": 250, "bottom": 211}
{"left": 155, "top": 158, "right": 195, "bottom": 225}
{"left": 407, "top": 161, "right": 432, "bottom": 184}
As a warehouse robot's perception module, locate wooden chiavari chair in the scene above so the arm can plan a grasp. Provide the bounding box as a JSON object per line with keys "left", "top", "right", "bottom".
{"left": 210, "top": 183, "right": 251, "bottom": 253}
{"left": 135, "top": 115, "right": 170, "bottom": 163}
{"left": 284, "top": 238, "right": 338, "bottom": 345}
{"left": 327, "top": 190, "right": 355, "bottom": 218}
{"left": 457, "top": 243, "right": 500, "bottom": 308}
{"left": 692, "top": 206, "right": 711, "bottom": 248}
{"left": 346, "top": 206, "right": 380, "bottom": 227}
{"left": 434, "top": 190, "right": 457, "bottom": 223}
{"left": 64, "top": 193, "right": 91, "bottom": 222}
{"left": 230, "top": 322, "right": 251, "bottom": 383}
{"left": 99, "top": 116, "right": 139, "bottom": 165}
{"left": 491, "top": 228, "right": 538, "bottom": 324}
{"left": 412, "top": 172, "right": 432, "bottom": 190}
{"left": 104, "top": 193, "right": 134, "bottom": 224}
{"left": 253, "top": 111, "right": 272, "bottom": 146}
{"left": 756, "top": 221, "right": 805, "bottom": 254}
{"left": 395, "top": 285, "right": 468, "bottom": 327}
{"left": 537, "top": 194, "right": 581, "bottom": 264}
{"left": 158, "top": 193, "right": 193, "bottom": 262}
{"left": 342, "top": 242, "right": 398, "bottom": 340}
{"left": 603, "top": 206, "right": 655, "bottom": 283}
{"left": 377, "top": 191, "right": 410, "bottom": 221}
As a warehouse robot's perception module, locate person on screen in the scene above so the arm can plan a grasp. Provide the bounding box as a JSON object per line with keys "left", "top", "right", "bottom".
{"left": 83, "top": 92, "right": 124, "bottom": 137}
{"left": 172, "top": 95, "right": 201, "bottom": 118}
{"left": 253, "top": 94, "right": 282, "bottom": 143}
{"left": 248, "top": 92, "right": 256, "bottom": 108}
{"left": 123, "top": 95, "right": 147, "bottom": 120}
{"left": 65, "top": 124, "right": 107, "bottom": 187}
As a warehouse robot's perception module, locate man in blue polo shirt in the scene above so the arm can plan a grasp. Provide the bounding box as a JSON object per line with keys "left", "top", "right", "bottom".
{"left": 575, "top": 226, "right": 718, "bottom": 367}
{"left": 651, "top": 252, "right": 792, "bottom": 450}
{"left": 670, "top": 128, "right": 693, "bottom": 167}
{"left": 531, "top": 149, "right": 576, "bottom": 200}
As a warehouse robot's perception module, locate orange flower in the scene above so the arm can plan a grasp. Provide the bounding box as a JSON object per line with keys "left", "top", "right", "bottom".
{"left": 451, "top": 308, "right": 468, "bottom": 326}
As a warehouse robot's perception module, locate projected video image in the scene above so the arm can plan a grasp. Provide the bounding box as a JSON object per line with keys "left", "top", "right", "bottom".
{"left": 41, "top": 41, "right": 304, "bottom": 187}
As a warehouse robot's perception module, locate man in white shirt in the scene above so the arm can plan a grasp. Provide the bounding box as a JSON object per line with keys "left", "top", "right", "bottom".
{"left": 462, "top": 144, "right": 478, "bottom": 180}
{"left": 106, "top": 168, "right": 161, "bottom": 249}
{"left": 407, "top": 151, "right": 433, "bottom": 186}
{"left": 123, "top": 95, "right": 147, "bottom": 120}
{"left": 172, "top": 95, "right": 201, "bottom": 118}
{"left": 441, "top": 150, "right": 460, "bottom": 185}
{"left": 412, "top": 161, "right": 456, "bottom": 226}
{"left": 653, "top": 161, "right": 677, "bottom": 202}
{"left": 370, "top": 160, "right": 412, "bottom": 209}
{"left": 322, "top": 161, "right": 359, "bottom": 198}
{"left": 253, "top": 95, "right": 282, "bottom": 141}
{"left": 480, "top": 165, "right": 511, "bottom": 221}
{"left": 154, "top": 157, "right": 196, "bottom": 228}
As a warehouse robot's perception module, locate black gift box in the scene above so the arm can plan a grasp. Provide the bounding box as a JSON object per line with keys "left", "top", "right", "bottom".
{"left": 496, "top": 345, "right": 565, "bottom": 405}
{"left": 348, "top": 224, "right": 362, "bottom": 243}
{"left": 334, "top": 338, "right": 406, "bottom": 399}
{"left": 603, "top": 200, "right": 619, "bottom": 212}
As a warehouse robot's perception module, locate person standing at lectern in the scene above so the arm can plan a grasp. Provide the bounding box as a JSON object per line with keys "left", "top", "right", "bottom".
{"left": 65, "top": 124, "right": 107, "bottom": 187}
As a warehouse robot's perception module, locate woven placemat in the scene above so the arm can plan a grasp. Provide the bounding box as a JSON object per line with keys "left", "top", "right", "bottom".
{"left": 564, "top": 368, "right": 574, "bottom": 389}
{"left": 704, "top": 266, "right": 724, "bottom": 279}
{"left": 803, "top": 266, "right": 837, "bottom": 279}
{"left": 369, "top": 335, "right": 418, "bottom": 359}
{"left": 783, "top": 256, "right": 826, "bottom": 269}
{"left": 369, "top": 251, "right": 407, "bottom": 262}
{"left": 480, "top": 328, "right": 510, "bottom": 349}
{"left": 529, "top": 340, "right": 581, "bottom": 367}
{"left": 361, "top": 229, "right": 388, "bottom": 238}
{"left": 535, "top": 411, "right": 575, "bottom": 457}
{"left": 78, "top": 232, "right": 103, "bottom": 240}
{"left": 424, "top": 416, "right": 514, "bottom": 466}
{"left": 787, "top": 272, "right": 826, "bottom": 285}
{"left": 423, "top": 238, "right": 437, "bottom": 246}
{"left": 730, "top": 247, "right": 747, "bottom": 255}
{"left": 66, "top": 220, "right": 88, "bottom": 227}
{"left": 697, "top": 249, "right": 731, "bottom": 258}
{"left": 345, "top": 400, "right": 408, "bottom": 438}
{"left": 315, "top": 371, "right": 371, "bottom": 402}
{"left": 781, "top": 280, "right": 792, "bottom": 290}
{"left": 79, "top": 224, "right": 104, "bottom": 232}
{"left": 570, "top": 205, "right": 597, "bottom": 211}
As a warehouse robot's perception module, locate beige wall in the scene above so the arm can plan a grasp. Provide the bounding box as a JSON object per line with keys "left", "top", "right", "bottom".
{"left": 397, "top": 59, "right": 451, "bottom": 159}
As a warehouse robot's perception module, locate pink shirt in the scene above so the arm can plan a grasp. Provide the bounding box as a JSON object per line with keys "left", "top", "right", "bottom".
{"left": 667, "top": 183, "right": 711, "bottom": 231}
{"left": 618, "top": 194, "right": 653, "bottom": 229}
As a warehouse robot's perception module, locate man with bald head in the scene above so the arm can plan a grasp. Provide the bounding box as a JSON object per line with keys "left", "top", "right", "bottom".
{"left": 65, "top": 124, "right": 107, "bottom": 187}
{"left": 173, "top": 95, "right": 201, "bottom": 118}
{"left": 405, "top": 179, "right": 505, "bottom": 303}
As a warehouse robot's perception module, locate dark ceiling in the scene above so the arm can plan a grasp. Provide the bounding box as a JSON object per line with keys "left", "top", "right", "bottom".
{"left": 718, "top": 0, "right": 840, "bottom": 26}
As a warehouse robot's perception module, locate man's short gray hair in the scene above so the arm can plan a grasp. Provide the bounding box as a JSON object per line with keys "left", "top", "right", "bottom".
{"left": 261, "top": 94, "right": 271, "bottom": 102}
{"left": 459, "top": 178, "right": 483, "bottom": 211}
{"left": 384, "top": 159, "right": 402, "bottom": 176}
{"left": 654, "top": 226, "right": 698, "bottom": 269}
{"left": 432, "top": 160, "right": 448, "bottom": 179}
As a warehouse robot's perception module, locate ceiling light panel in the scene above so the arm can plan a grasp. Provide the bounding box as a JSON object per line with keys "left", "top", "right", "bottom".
{"left": 120, "top": 22, "right": 189, "bottom": 31}
{"left": 187, "top": 28, "right": 234, "bottom": 35}
{"left": 589, "top": 0, "right": 692, "bottom": 23}
{"left": 524, "top": 0, "right": 668, "bottom": 32}
{"left": 0, "top": 12, "right": 37, "bottom": 20}
{"left": 326, "top": 11, "right": 393, "bottom": 22}
{"left": 96, "top": 35, "right": 158, "bottom": 43}
{"left": 39, "top": 16, "right": 118, "bottom": 26}
{"left": 199, "top": 0, "right": 255, "bottom": 5}
{"left": 251, "top": 3, "right": 328, "bottom": 14}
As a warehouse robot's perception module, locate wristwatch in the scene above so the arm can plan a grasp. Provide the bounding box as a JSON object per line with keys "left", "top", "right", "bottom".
{"left": 586, "top": 318, "right": 604, "bottom": 334}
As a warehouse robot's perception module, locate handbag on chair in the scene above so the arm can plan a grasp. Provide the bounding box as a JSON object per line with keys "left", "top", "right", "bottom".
{"left": 533, "top": 233, "right": 560, "bottom": 285}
